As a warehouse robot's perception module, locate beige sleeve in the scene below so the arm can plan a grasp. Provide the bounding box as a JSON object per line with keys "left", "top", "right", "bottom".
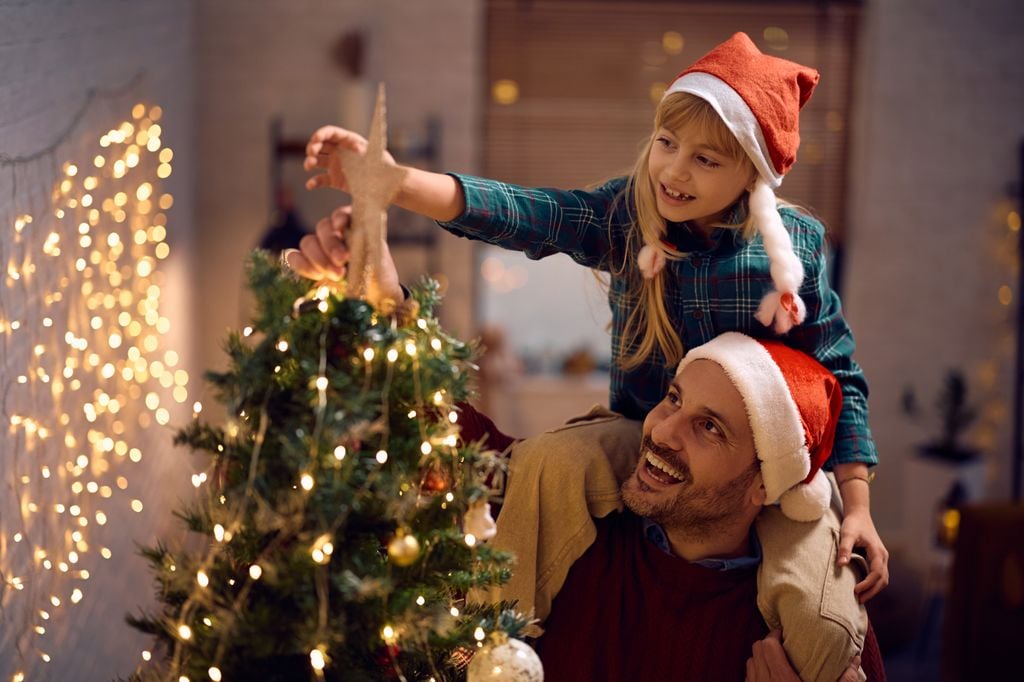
{"left": 755, "top": 481, "right": 868, "bottom": 682}
{"left": 473, "top": 407, "right": 641, "bottom": 623}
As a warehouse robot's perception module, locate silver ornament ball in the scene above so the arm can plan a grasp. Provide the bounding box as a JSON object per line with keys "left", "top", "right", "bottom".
{"left": 467, "top": 636, "right": 543, "bottom": 682}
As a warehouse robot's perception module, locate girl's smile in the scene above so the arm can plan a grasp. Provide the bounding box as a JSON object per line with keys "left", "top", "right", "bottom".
{"left": 658, "top": 184, "right": 696, "bottom": 203}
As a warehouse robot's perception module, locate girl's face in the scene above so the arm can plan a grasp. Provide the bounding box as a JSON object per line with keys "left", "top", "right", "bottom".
{"left": 647, "top": 123, "right": 754, "bottom": 232}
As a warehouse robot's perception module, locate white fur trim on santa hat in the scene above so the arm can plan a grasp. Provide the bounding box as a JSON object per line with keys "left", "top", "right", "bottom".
{"left": 665, "top": 72, "right": 784, "bottom": 188}
{"left": 677, "top": 333, "right": 813, "bottom": 517}
{"left": 637, "top": 244, "right": 666, "bottom": 279}
{"left": 778, "top": 469, "right": 831, "bottom": 522}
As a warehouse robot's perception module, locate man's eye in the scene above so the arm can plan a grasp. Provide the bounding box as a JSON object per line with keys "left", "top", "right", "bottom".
{"left": 699, "top": 419, "right": 722, "bottom": 436}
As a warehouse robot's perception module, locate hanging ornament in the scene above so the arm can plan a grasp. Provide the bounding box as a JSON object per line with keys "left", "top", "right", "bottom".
{"left": 463, "top": 500, "right": 497, "bottom": 542}
{"left": 420, "top": 461, "right": 451, "bottom": 493}
{"left": 374, "top": 644, "right": 403, "bottom": 679}
{"left": 387, "top": 529, "right": 421, "bottom": 566}
{"left": 467, "top": 632, "right": 544, "bottom": 682}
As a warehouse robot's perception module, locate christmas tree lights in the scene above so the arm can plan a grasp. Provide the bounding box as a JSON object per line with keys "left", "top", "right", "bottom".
{"left": 129, "top": 88, "right": 530, "bottom": 681}
{"left": 128, "top": 256, "right": 523, "bottom": 680}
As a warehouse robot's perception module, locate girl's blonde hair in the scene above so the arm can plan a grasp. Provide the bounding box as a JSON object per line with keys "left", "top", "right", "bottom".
{"left": 613, "top": 92, "right": 758, "bottom": 371}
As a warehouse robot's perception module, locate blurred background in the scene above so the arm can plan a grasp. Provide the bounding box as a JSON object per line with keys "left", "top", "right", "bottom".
{"left": 2, "top": 0, "right": 1023, "bottom": 679}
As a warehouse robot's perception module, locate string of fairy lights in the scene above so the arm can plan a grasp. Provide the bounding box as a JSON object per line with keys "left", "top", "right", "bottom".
{"left": 147, "top": 290, "right": 489, "bottom": 682}
{"left": 0, "top": 94, "right": 191, "bottom": 679}
{"left": 2, "top": 81, "right": 511, "bottom": 681}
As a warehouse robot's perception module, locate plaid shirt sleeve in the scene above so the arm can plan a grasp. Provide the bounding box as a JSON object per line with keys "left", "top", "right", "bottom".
{"left": 436, "top": 173, "right": 629, "bottom": 271}
{"left": 785, "top": 211, "right": 878, "bottom": 468}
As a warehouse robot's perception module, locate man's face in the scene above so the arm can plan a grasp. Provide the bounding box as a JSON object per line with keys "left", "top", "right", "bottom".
{"left": 621, "top": 359, "right": 763, "bottom": 538}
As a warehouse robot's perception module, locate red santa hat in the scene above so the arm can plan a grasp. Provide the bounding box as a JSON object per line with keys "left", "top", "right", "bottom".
{"left": 640, "top": 33, "right": 820, "bottom": 335}
{"left": 677, "top": 332, "right": 843, "bottom": 522}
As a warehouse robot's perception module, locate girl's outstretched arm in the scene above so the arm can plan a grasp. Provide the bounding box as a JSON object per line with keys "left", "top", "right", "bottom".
{"left": 303, "top": 125, "right": 465, "bottom": 222}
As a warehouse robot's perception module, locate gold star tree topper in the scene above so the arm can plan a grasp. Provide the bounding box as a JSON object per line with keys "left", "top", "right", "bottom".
{"left": 339, "top": 84, "right": 407, "bottom": 308}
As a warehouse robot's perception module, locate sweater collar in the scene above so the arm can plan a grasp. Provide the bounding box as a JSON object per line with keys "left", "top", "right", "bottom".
{"left": 642, "top": 517, "right": 762, "bottom": 571}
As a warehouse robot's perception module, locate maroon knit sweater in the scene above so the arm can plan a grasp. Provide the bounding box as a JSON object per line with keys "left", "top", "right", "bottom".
{"left": 534, "top": 510, "right": 768, "bottom": 681}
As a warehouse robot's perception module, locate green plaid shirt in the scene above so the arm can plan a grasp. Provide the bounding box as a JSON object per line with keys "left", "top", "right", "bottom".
{"left": 440, "top": 174, "right": 877, "bottom": 467}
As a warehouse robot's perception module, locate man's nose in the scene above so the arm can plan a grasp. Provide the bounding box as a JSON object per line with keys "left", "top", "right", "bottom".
{"left": 650, "top": 412, "right": 686, "bottom": 451}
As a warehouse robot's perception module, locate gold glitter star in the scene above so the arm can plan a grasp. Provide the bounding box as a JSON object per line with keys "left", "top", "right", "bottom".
{"left": 340, "top": 84, "right": 407, "bottom": 307}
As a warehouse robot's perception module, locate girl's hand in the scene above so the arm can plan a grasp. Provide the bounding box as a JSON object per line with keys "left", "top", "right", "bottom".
{"left": 284, "top": 205, "right": 403, "bottom": 304}
{"left": 837, "top": 508, "right": 889, "bottom": 602}
{"left": 304, "top": 125, "right": 397, "bottom": 193}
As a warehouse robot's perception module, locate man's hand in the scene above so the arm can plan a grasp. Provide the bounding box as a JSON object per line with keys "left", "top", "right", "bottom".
{"left": 283, "top": 206, "right": 403, "bottom": 303}
{"left": 746, "top": 631, "right": 861, "bottom": 682}
{"left": 837, "top": 507, "right": 890, "bottom": 603}
{"left": 304, "top": 125, "right": 397, "bottom": 194}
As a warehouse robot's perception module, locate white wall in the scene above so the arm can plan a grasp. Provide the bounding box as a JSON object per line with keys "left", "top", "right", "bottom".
{"left": 0, "top": 1, "right": 198, "bottom": 678}
{"left": 844, "top": 0, "right": 1024, "bottom": 547}
{"left": 196, "top": 0, "right": 484, "bottom": 384}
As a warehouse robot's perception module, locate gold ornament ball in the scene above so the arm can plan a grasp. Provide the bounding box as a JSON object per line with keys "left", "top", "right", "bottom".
{"left": 387, "top": 532, "right": 421, "bottom": 566}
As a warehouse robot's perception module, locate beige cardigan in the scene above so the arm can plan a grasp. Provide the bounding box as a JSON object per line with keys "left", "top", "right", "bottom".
{"left": 479, "top": 406, "right": 867, "bottom": 682}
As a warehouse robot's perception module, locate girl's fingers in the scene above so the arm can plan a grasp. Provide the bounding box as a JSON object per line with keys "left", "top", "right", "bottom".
{"left": 836, "top": 529, "right": 857, "bottom": 566}
{"left": 306, "top": 173, "right": 333, "bottom": 191}
{"left": 306, "top": 126, "right": 367, "bottom": 158}
{"left": 854, "top": 571, "right": 880, "bottom": 602}
{"left": 860, "top": 580, "right": 885, "bottom": 602}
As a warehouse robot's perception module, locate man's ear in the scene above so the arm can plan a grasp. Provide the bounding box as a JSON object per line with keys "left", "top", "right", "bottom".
{"left": 749, "top": 473, "right": 768, "bottom": 507}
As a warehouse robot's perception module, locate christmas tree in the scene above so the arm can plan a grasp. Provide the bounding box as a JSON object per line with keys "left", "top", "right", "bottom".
{"left": 127, "top": 88, "right": 533, "bottom": 681}
{"left": 127, "top": 252, "right": 524, "bottom": 681}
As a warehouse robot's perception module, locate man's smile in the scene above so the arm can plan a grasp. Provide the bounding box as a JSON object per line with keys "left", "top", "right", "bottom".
{"left": 637, "top": 437, "right": 691, "bottom": 488}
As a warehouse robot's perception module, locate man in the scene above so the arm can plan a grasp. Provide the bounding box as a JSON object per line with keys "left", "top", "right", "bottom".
{"left": 287, "top": 210, "right": 879, "bottom": 680}
{"left": 521, "top": 333, "right": 874, "bottom": 680}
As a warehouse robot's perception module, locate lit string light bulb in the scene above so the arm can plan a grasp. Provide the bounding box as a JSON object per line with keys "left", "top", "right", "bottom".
{"left": 0, "top": 102, "right": 192, "bottom": 672}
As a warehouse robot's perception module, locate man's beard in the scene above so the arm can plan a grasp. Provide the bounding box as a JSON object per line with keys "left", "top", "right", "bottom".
{"left": 620, "top": 436, "right": 760, "bottom": 541}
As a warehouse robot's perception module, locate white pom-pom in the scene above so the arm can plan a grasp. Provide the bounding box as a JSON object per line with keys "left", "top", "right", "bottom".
{"left": 755, "top": 290, "right": 807, "bottom": 334}
{"left": 778, "top": 470, "right": 831, "bottom": 522}
{"left": 637, "top": 244, "right": 666, "bottom": 280}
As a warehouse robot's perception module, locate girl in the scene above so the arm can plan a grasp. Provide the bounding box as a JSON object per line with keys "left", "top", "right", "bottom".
{"left": 299, "top": 31, "right": 887, "bottom": 672}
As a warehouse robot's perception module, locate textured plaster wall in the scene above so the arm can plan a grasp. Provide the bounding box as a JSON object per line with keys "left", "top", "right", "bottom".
{"left": 844, "top": 0, "right": 1024, "bottom": 547}
{"left": 0, "top": 0, "right": 198, "bottom": 678}
{"left": 196, "top": 0, "right": 484, "bottom": 384}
